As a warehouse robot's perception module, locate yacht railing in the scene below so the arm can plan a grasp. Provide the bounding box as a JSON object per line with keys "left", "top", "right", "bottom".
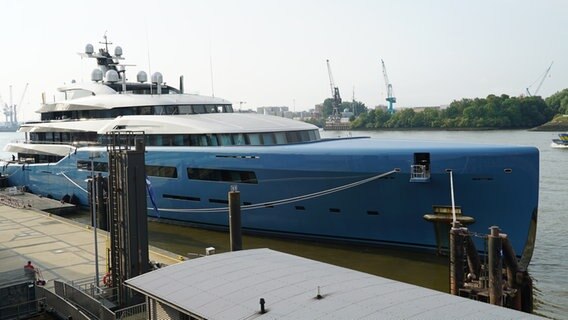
{"left": 12, "top": 139, "right": 100, "bottom": 147}
{"left": 410, "top": 164, "right": 430, "bottom": 180}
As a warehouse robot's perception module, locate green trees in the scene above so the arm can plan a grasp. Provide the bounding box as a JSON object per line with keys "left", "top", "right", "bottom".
{"left": 347, "top": 93, "right": 558, "bottom": 129}
{"left": 545, "top": 89, "right": 568, "bottom": 116}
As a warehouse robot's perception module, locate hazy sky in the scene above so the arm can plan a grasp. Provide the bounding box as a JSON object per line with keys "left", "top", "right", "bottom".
{"left": 0, "top": 0, "right": 566, "bottom": 121}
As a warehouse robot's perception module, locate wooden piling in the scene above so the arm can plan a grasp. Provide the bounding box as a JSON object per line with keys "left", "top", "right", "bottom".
{"left": 464, "top": 234, "right": 481, "bottom": 280}
{"left": 449, "top": 224, "right": 464, "bottom": 295}
{"left": 488, "top": 226, "right": 503, "bottom": 306}
{"left": 229, "top": 188, "right": 242, "bottom": 251}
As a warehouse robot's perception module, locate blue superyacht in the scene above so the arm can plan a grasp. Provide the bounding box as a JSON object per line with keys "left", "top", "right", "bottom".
{"left": 1, "top": 39, "right": 539, "bottom": 262}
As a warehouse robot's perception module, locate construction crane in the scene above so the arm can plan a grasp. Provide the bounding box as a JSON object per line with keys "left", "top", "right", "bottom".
{"left": 1, "top": 84, "right": 28, "bottom": 126}
{"left": 381, "top": 59, "right": 396, "bottom": 114}
{"left": 13, "top": 83, "right": 29, "bottom": 124}
{"left": 326, "top": 59, "right": 342, "bottom": 122}
{"left": 526, "top": 62, "right": 553, "bottom": 97}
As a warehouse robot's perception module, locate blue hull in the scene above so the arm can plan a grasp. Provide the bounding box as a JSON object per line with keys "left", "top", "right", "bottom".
{"left": 2, "top": 137, "right": 539, "bottom": 258}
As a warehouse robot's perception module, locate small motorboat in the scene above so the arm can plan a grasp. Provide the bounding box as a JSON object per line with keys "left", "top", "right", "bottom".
{"left": 551, "top": 133, "right": 568, "bottom": 148}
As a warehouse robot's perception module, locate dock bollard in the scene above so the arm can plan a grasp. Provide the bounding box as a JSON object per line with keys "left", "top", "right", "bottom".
{"left": 229, "top": 185, "right": 242, "bottom": 251}
{"left": 488, "top": 226, "right": 503, "bottom": 306}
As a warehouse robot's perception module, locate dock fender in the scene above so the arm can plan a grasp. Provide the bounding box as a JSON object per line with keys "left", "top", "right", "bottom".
{"left": 61, "top": 194, "right": 71, "bottom": 203}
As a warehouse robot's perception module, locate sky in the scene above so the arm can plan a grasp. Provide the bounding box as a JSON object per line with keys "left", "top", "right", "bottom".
{"left": 0, "top": 0, "right": 566, "bottom": 121}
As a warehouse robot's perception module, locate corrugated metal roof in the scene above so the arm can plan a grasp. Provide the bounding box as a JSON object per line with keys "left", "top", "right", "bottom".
{"left": 126, "top": 249, "right": 541, "bottom": 319}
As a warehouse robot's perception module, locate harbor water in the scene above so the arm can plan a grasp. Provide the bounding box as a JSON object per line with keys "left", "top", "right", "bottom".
{"left": 1, "top": 130, "right": 566, "bottom": 319}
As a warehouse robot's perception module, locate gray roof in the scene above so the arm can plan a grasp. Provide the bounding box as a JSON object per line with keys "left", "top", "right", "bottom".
{"left": 125, "top": 248, "right": 541, "bottom": 319}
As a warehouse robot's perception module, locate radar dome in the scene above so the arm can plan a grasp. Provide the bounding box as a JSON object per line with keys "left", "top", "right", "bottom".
{"left": 151, "top": 72, "right": 163, "bottom": 84}
{"left": 114, "top": 46, "right": 123, "bottom": 57}
{"left": 105, "top": 70, "right": 119, "bottom": 83}
{"left": 85, "top": 44, "right": 94, "bottom": 55}
{"left": 91, "top": 69, "right": 103, "bottom": 82}
{"left": 137, "top": 71, "right": 148, "bottom": 83}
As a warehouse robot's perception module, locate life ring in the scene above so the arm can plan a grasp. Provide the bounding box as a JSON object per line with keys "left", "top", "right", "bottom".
{"left": 102, "top": 272, "right": 112, "bottom": 287}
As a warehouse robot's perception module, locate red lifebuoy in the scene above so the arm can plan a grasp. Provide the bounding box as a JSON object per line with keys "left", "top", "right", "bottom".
{"left": 102, "top": 272, "right": 112, "bottom": 287}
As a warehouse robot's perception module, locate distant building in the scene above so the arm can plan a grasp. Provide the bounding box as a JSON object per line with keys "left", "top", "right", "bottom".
{"left": 374, "top": 104, "right": 388, "bottom": 112}
{"left": 257, "top": 106, "right": 289, "bottom": 117}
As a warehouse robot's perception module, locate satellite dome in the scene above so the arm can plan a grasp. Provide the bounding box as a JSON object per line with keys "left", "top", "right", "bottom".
{"left": 85, "top": 44, "right": 94, "bottom": 55}
{"left": 114, "top": 46, "right": 123, "bottom": 57}
{"left": 137, "top": 71, "right": 148, "bottom": 83}
{"left": 151, "top": 72, "right": 163, "bottom": 84}
{"left": 105, "top": 70, "right": 119, "bottom": 83}
{"left": 91, "top": 69, "right": 103, "bottom": 82}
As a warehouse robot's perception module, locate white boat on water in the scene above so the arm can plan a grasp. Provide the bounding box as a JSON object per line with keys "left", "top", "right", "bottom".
{"left": 551, "top": 133, "right": 568, "bottom": 148}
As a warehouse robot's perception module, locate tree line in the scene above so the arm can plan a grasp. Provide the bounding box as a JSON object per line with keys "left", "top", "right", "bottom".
{"left": 314, "top": 89, "right": 568, "bottom": 129}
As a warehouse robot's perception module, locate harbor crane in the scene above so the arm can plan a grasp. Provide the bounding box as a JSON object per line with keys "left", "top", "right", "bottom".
{"left": 326, "top": 59, "right": 342, "bottom": 122}
{"left": 526, "top": 62, "right": 553, "bottom": 97}
{"left": 2, "top": 83, "right": 28, "bottom": 126}
{"left": 381, "top": 59, "right": 396, "bottom": 114}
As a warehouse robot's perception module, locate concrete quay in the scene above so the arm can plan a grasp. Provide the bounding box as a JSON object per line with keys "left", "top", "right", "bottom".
{"left": 0, "top": 204, "right": 182, "bottom": 290}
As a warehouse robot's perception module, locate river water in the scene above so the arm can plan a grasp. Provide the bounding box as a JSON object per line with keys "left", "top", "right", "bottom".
{"left": 1, "top": 130, "right": 566, "bottom": 319}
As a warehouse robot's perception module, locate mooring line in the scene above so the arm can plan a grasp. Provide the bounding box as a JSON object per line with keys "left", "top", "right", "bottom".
{"left": 154, "top": 169, "right": 398, "bottom": 213}
{"left": 59, "top": 172, "right": 88, "bottom": 194}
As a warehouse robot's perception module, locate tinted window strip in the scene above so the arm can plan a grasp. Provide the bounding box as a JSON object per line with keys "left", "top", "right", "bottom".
{"left": 209, "top": 199, "right": 229, "bottom": 204}
{"left": 163, "top": 194, "right": 200, "bottom": 202}
{"left": 147, "top": 165, "right": 178, "bottom": 178}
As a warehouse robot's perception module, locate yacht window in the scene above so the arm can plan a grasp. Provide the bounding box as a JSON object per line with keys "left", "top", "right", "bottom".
{"left": 262, "top": 133, "right": 275, "bottom": 145}
{"left": 148, "top": 135, "right": 163, "bottom": 146}
{"left": 247, "top": 133, "right": 262, "bottom": 145}
{"left": 193, "top": 105, "right": 206, "bottom": 114}
{"left": 173, "top": 135, "right": 185, "bottom": 146}
{"left": 233, "top": 133, "right": 246, "bottom": 145}
{"left": 154, "top": 106, "right": 165, "bottom": 115}
{"left": 147, "top": 165, "right": 178, "bottom": 178}
{"left": 187, "top": 168, "right": 258, "bottom": 184}
{"left": 308, "top": 130, "right": 316, "bottom": 141}
{"left": 286, "top": 131, "right": 301, "bottom": 143}
{"left": 165, "top": 106, "right": 179, "bottom": 115}
{"left": 139, "top": 106, "right": 153, "bottom": 115}
{"left": 206, "top": 134, "right": 218, "bottom": 146}
{"left": 179, "top": 105, "right": 194, "bottom": 114}
{"left": 299, "top": 130, "right": 310, "bottom": 141}
{"left": 77, "top": 160, "right": 108, "bottom": 172}
{"left": 205, "top": 105, "right": 219, "bottom": 113}
{"left": 198, "top": 135, "right": 208, "bottom": 146}
{"left": 219, "top": 134, "right": 233, "bottom": 146}
{"left": 162, "top": 135, "right": 174, "bottom": 146}
{"left": 274, "top": 132, "right": 286, "bottom": 144}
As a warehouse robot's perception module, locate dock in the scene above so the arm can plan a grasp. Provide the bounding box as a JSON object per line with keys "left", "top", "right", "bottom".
{"left": 0, "top": 204, "right": 182, "bottom": 289}
{"left": 0, "top": 188, "right": 76, "bottom": 215}
{"left": 0, "top": 202, "right": 543, "bottom": 319}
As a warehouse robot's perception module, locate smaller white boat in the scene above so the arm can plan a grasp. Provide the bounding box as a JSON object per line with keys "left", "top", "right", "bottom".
{"left": 551, "top": 133, "right": 568, "bottom": 148}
